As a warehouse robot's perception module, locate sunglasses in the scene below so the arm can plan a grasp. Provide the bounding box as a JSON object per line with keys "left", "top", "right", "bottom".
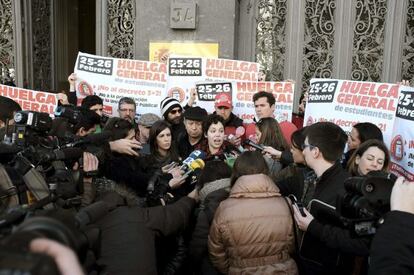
{"left": 170, "top": 109, "right": 182, "bottom": 115}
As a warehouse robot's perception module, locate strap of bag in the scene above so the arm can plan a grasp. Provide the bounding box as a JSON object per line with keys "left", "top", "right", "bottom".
{"left": 283, "top": 197, "right": 300, "bottom": 253}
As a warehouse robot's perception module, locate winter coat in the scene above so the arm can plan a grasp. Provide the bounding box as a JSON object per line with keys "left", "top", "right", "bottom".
{"left": 369, "top": 210, "right": 414, "bottom": 274}
{"left": 96, "top": 195, "right": 196, "bottom": 275}
{"left": 208, "top": 174, "right": 298, "bottom": 275}
{"left": 299, "top": 162, "right": 371, "bottom": 275}
{"left": 189, "top": 178, "right": 231, "bottom": 275}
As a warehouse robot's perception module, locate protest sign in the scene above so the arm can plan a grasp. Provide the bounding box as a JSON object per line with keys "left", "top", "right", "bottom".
{"left": 389, "top": 86, "right": 414, "bottom": 180}
{"left": 232, "top": 81, "right": 294, "bottom": 122}
{"left": 166, "top": 56, "right": 260, "bottom": 110}
{"left": 304, "top": 79, "right": 399, "bottom": 146}
{"left": 74, "top": 52, "right": 167, "bottom": 118}
{"left": 0, "top": 84, "right": 57, "bottom": 115}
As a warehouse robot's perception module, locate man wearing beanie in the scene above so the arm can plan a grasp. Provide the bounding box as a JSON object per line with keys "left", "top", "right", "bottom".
{"left": 160, "top": 96, "right": 186, "bottom": 140}
{"left": 177, "top": 106, "right": 208, "bottom": 158}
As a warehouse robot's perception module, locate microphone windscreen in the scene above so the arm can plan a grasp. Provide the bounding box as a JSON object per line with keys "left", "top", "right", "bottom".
{"left": 189, "top": 158, "right": 205, "bottom": 170}
{"left": 235, "top": 126, "right": 245, "bottom": 137}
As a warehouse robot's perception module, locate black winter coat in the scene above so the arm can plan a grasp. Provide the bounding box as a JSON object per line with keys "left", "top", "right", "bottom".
{"left": 299, "top": 162, "right": 371, "bottom": 275}
{"left": 189, "top": 189, "right": 229, "bottom": 275}
{"left": 369, "top": 210, "right": 414, "bottom": 274}
{"left": 96, "top": 196, "right": 196, "bottom": 275}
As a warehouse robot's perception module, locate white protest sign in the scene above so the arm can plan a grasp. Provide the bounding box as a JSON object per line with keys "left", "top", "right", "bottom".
{"left": 0, "top": 84, "right": 58, "bottom": 115}
{"left": 389, "top": 86, "right": 414, "bottom": 180}
{"left": 166, "top": 56, "right": 260, "bottom": 112}
{"left": 74, "top": 52, "right": 167, "bottom": 118}
{"left": 304, "top": 78, "right": 399, "bottom": 146}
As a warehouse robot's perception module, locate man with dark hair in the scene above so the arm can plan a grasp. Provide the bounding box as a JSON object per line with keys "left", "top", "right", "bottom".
{"left": 292, "top": 122, "right": 370, "bottom": 275}
{"left": 81, "top": 95, "right": 103, "bottom": 117}
{"left": 74, "top": 107, "right": 101, "bottom": 137}
{"left": 252, "top": 91, "right": 275, "bottom": 119}
{"left": 81, "top": 95, "right": 105, "bottom": 133}
{"left": 118, "top": 97, "right": 136, "bottom": 123}
{"left": 177, "top": 106, "right": 207, "bottom": 158}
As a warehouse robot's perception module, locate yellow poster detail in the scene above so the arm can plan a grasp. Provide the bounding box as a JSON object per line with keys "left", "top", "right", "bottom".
{"left": 149, "top": 41, "right": 219, "bottom": 62}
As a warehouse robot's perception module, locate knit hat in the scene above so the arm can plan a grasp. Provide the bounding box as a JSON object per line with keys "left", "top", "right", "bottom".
{"left": 138, "top": 113, "right": 160, "bottom": 127}
{"left": 160, "top": 97, "right": 182, "bottom": 118}
{"left": 183, "top": 106, "right": 208, "bottom": 121}
{"left": 214, "top": 93, "right": 232, "bottom": 108}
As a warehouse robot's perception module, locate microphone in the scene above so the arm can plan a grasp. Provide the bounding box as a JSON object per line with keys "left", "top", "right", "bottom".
{"left": 62, "top": 132, "right": 112, "bottom": 148}
{"left": 180, "top": 150, "right": 206, "bottom": 171}
{"left": 235, "top": 126, "right": 245, "bottom": 137}
{"left": 184, "top": 158, "right": 205, "bottom": 177}
{"left": 244, "top": 139, "right": 264, "bottom": 151}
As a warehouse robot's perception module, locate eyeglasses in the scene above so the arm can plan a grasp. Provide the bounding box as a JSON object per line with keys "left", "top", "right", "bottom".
{"left": 301, "top": 143, "right": 316, "bottom": 150}
{"left": 170, "top": 109, "right": 182, "bottom": 115}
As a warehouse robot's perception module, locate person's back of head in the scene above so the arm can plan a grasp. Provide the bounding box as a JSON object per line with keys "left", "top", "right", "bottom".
{"left": 103, "top": 117, "right": 134, "bottom": 141}
{"left": 305, "top": 122, "right": 347, "bottom": 163}
{"left": 353, "top": 122, "right": 383, "bottom": 143}
{"left": 81, "top": 95, "right": 103, "bottom": 109}
{"left": 196, "top": 160, "right": 232, "bottom": 191}
{"left": 74, "top": 107, "right": 101, "bottom": 135}
{"left": 231, "top": 151, "right": 269, "bottom": 186}
{"left": 256, "top": 117, "right": 289, "bottom": 150}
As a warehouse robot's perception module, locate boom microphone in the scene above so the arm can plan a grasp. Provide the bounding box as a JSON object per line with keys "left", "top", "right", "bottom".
{"left": 243, "top": 139, "right": 264, "bottom": 151}
{"left": 62, "top": 132, "right": 112, "bottom": 148}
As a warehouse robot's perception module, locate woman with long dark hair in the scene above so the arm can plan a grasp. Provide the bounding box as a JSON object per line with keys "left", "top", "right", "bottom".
{"left": 208, "top": 151, "right": 298, "bottom": 274}
{"left": 255, "top": 117, "right": 289, "bottom": 174}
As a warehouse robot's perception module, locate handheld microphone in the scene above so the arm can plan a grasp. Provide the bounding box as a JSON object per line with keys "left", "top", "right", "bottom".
{"left": 180, "top": 150, "right": 206, "bottom": 171}
{"left": 184, "top": 158, "right": 205, "bottom": 177}
{"left": 243, "top": 139, "right": 264, "bottom": 151}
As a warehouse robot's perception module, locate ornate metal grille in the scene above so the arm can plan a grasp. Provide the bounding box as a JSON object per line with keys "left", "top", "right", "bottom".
{"left": 0, "top": 0, "right": 15, "bottom": 85}
{"left": 256, "top": 0, "right": 287, "bottom": 81}
{"left": 107, "top": 0, "right": 135, "bottom": 58}
{"left": 402, "top": 0, "right": 414, "bottom": 84}
{"left": 301, "top": 0, "right": 336, "bottom": 93}
{"left": 31, "top": 0, "right": 52, "bottom": 91}
{"left": 351, "top": 0, "right": 388, "bottom": 82}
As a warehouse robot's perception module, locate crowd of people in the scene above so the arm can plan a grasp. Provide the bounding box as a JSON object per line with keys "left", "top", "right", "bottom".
{"left": 0, "top": 73, "right": 414, "bottom": 275}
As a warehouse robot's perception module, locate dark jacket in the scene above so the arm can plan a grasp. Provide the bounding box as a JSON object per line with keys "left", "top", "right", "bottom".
{"left": 299, "top": 162, "right": 371, "bottom": 275}
{"left": 189, "top": 178, "right": 230, "bottom": 275}
{"left": 176, "top": 132, "right": 204, "bottom": 159}
{"left": 223, "top": 112, "right": 243, "bottom": 128}
{"left": 369, "top": 211, "right": 414, "bottom": 275}
{"left": 105, "top": 154, "right": 150, "bottom": 197}
{"left": 96, "top": 195, "right": 196, "bottom": 275}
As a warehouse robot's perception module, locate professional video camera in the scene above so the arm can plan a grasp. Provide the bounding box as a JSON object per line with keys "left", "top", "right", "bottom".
{"left": 0, "top": 198, "right": 114, "bottom": 275}
{"left": 11, "top": 110, "right": 53, "bottom": 147}
{"left": 337, "top": 171, "right": 397, "bottom": 236}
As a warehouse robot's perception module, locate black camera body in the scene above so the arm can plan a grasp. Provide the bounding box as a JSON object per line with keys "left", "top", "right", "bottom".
{"left": 338, "top": 171, "right": 397, "bottom": 236}
{"left": 13, "top": 111, "right": 52, "bottom": 147}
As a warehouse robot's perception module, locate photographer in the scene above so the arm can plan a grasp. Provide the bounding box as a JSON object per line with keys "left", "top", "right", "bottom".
{"left": 292, "top": 122, "right": 371, "bottom": 275}
{"left": 369, "top": 177, "right": 414, "bottom": 274}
